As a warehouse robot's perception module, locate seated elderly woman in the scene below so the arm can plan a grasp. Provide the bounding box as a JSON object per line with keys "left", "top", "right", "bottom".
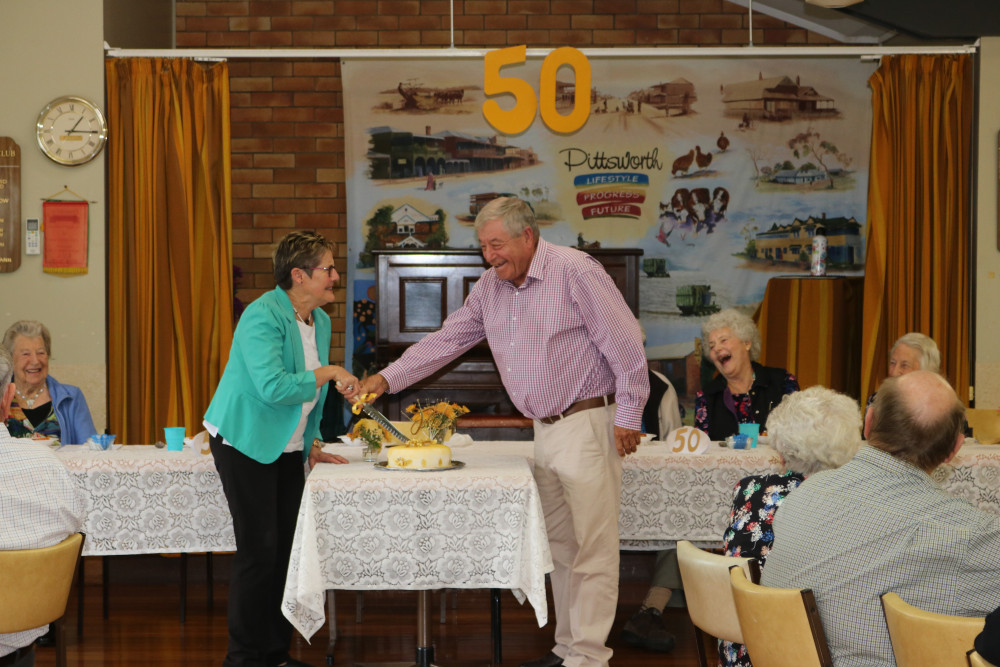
{"left": 866, "top": 332, "right": 940, "bottom": 410}
{"left": 719, "top": 386, "right": 863, "bottom": 667}
{"left": 621, "top": 309, "right": 799, "bottom": 654}
{"left": 2, "top": 320, "right": 96, "bottom": 444}
{"left": 696, "top": 309, "right": 799, "bottom": 439}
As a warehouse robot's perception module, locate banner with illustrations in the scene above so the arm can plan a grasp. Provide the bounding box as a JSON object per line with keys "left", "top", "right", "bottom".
{"left": 343, "top": 54, "right": 876, "bottom": 409}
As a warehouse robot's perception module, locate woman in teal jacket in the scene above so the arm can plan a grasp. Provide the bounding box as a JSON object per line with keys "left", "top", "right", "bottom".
{"left": 204, "top": 231, "right": 357, "bottom": 667}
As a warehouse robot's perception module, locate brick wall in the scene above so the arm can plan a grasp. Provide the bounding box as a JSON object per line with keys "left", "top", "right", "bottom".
{"left": 176, "top": 0, "right": 837, "bottom": 363}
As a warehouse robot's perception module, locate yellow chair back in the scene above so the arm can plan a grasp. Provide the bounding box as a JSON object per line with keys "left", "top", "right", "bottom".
{"left": 968, "top": 650, "right": 997, "bottom": 667}
{"left": 0, "top": 532, "right": 84, "bottom": 632}
{"left": 881, "top": 592, "right": 984, "bottom": 667}
{"left": 677, "top": 540, "right": 752, "bottom": 644}
{"left": 966, "top": 409, "right": 1000, "bottom": 444}
{"left": 729, "top": 564, "right": 833, "bottom": 667}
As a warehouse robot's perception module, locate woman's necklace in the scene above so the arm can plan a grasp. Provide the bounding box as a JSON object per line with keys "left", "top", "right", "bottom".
{"left": 16, "top": 385, "right": 45, "bottom": 409}
{"left": 294, "top": 308, "right": 313, "bottom": 326}
{"left": 729, "top": 371, "right": 757, "bottom": 396}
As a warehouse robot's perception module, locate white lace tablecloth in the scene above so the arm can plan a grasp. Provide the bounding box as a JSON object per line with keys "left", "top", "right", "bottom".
{"left": 619, "top": 442, "right": 782, "bottom": 549}
{"left": 281, "top": 444, "right": 553, "bottom": 640}
{"left": 932, "top": 442, "right": 1000, "bottom": 513}
{"left": 56, "top": 445, "right": 235, "bottom": 556}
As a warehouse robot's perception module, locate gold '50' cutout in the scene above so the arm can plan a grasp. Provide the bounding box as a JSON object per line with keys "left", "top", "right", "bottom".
{"left": 483, "top": 46, "right": 591, "bottom": 135}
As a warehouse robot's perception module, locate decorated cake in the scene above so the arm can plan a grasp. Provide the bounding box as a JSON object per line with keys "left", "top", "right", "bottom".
{"left": 386, "top": 440, "right": 452, "bottom": 469}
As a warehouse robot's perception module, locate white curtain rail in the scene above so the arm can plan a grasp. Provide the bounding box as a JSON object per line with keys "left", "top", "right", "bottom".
{"left": 105, "top": 42, "right": 978, "bottom": 61}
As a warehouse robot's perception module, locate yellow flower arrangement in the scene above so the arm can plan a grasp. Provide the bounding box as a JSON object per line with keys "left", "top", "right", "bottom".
{"left": 404, "top": 400, "right": 470, "bottom": 444}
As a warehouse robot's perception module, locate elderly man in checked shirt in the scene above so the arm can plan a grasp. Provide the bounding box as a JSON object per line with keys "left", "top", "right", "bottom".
{"left": 352, "top": 196, "right": 649, "bottom": 667}
{"left": 762, "top": 370, "right": 1000, "bottom": 667}
{"left": 0, "top": 346, "right": 85, "bottom": 667}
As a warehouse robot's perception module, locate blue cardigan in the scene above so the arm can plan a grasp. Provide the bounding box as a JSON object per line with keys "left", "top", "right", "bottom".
{"left": 48, "top": 376, "right": 97, "bottom": 445}
{"left": 203, "top": 287, "right": 331, "bottom": 464}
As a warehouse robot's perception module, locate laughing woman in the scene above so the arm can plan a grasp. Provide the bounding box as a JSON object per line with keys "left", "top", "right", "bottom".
{"left": 203, "top": 230, "right": 358, "bottom": 667}
{"left": 3, "top": 320, "right": 96, "bottom": 444}
{"left": 695, "top": 309, "right": 799, "bottom": 440}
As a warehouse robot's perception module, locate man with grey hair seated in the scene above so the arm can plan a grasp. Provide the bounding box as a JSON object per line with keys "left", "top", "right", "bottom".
{"left": 0, "top": 346, "right": 84, "bottom": 666}
{"left": 762, "top": 371, "right": 1000, "bottom": 667}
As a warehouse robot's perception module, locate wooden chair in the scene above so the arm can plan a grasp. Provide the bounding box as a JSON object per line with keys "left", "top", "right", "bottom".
{"left": 729, "top": 564, "right": 833, "bottom": 667}
{"left": 676, "top": 540, "right": 755, "bottom": 667}
{"left": 0, "top": 532, "right": 85, "bottom": 667}
{"left": 965, "top": 409, "right": 1000, "bottom": 443}
{"left": 881, "top": 592, "right": 985, "bottom": 667}
{"left": 969, "top": 649, "right": 998, "bottom": 667}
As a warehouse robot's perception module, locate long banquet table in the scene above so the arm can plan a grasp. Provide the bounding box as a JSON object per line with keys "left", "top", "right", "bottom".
{"left": 53, "top": 439, "right": 1000, "bottom": 643}
{"left": 57, "top": 440, "right": 1000, "bottom": 559}
{"left": 56, "top": 445, "right": 236, "bottom": 555}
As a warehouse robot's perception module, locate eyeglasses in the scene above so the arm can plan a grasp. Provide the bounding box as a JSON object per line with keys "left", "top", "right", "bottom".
{"left": 307, "top": 265, "right": 337, "bottom": 277}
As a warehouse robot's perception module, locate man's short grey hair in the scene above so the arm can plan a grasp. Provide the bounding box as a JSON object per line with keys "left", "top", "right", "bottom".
{"left": 3, "top": 320, "right": 52, "bottom": 356}
{"left": 765, "top": 386, "right": 863, "bottom": 476}
{"left": 473, "top": 197, "right": 539, "bottom": 240}
{"left": 892, "top": 332, "right": 940, "bottom": 374}
{"left": 0, "top": 346, "right": 12, "bottom": 389}
{"left": 702, "top": 309, "right": 761, "bottom": 361}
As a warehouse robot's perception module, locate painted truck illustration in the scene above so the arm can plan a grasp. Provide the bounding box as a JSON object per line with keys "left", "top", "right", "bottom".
{"left": 676, "top": 284, "right": 720, "bottom": 316}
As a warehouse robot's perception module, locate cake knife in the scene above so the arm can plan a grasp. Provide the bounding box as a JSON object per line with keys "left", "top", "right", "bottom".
{"left": 352, "top": 395, "right": 411, "bottom": 444}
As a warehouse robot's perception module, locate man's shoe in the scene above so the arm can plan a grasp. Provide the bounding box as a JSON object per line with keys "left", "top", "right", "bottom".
{"left": 620, "top": 607, "right": 676, "bottom": 653}
{"left": 519, "top": 652, "right": 564, "bottom": 667}
{"left": 34, "top": 630, "right": 55, "bottom": 648}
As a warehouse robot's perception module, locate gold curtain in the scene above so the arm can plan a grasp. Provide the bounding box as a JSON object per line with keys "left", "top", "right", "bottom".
{"left": 105, "top": 58, "right": 234, "bottom": 443}
{"left": 862, "top": 54, "right": 973, "bottom": 404}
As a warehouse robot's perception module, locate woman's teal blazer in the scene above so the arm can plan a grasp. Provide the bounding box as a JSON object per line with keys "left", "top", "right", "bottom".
{"left": 204, "top": 286, "right": 331, "bottom": 464}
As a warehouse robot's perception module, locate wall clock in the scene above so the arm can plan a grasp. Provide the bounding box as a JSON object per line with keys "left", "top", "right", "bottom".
{"left": 36, "top": 96, "right": 108, "bottom": 166}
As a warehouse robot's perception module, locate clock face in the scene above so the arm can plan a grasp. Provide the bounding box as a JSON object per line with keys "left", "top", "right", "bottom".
{"left": 36, "top": 96, "right": 108, "bottom": 166}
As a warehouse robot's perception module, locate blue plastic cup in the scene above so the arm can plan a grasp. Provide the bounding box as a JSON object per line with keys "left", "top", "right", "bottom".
{"left": 164, "top": 427, "right": 186, "bottom": 451}
{"left": 738, "top": 422, "right": 760, "bottom": 448}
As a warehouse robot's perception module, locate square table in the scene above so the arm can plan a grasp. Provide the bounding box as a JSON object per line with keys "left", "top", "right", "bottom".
{"left": 56, "top": 445, "right": 235, "bottom": 555}
{"left": 55, "top": 445, "right": 235, "bottom": 625}
{"left": 281, "top": 443, "right": 553, "bottom": 666}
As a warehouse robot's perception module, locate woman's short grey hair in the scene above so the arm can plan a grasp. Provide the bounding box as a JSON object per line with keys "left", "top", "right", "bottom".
{"left": 474, "top": 197, "right": 539, "bottom": 240}
{"left": 3, "top": 320, "right": 52, "bottom": 356}
{"left": 765, "top": 386, "right": 863, "bottom": 476}
{"left": 892, "top": 332, "right": 940, "bottom": 374}
{"left": 272, "top": 230, "right": 336, "bottom": 291}
{"left": 702, "top": 309, "right": 761, "bottom": 361}
{"left": 0, "top": 346, "right": 13, "bottom": 388}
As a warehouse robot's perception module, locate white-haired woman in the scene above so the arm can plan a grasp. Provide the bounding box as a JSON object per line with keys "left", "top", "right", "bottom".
{"left": 3, "top": 320, "right": 96, "bottom": 444}
{"left": 720, "top": 386, "right": 863, "bottom": 667}
{"left": 695, "top": 309, "right": 798, "bottom": 441}
{"left": 620, "top": 309, "right": 798, "bottom": 654}
{"left": 866, "top": 333, "right": 941, "bottom": 410}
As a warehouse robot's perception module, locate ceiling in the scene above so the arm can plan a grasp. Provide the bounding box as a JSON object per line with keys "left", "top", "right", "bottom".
{"left": 838, "top": 0, "right": 1000, "bottom": 40}
{"left": 728, "top": 0, "right": 1000, "bottom": 44}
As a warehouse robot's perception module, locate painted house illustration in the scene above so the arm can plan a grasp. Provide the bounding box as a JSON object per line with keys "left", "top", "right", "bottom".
{"left": 367, "top": 126, "right": 537, "bottom": 180}
{"left": 772, "top": 167, "right": 828, "bottom": 185}
{"left": 755, "top": 213, "right": 863, "bottom": 265}
{"left": 721, "top": 74, "right": 837, "bottom": 121}
{"left": 634, "top": 78, "right": 697, "bottom": 115}
{"left": 383, "top": 203, "right": 440, "bottom": 248}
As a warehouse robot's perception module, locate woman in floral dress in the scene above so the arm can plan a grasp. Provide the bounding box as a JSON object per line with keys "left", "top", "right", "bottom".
{"left": 719, "top": 386, "right": 863, "bottom": 667}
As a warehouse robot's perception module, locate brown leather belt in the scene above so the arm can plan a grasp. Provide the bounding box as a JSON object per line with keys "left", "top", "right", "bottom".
{"left": 538, "top": 394, "right": 615, "bottom": 424}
